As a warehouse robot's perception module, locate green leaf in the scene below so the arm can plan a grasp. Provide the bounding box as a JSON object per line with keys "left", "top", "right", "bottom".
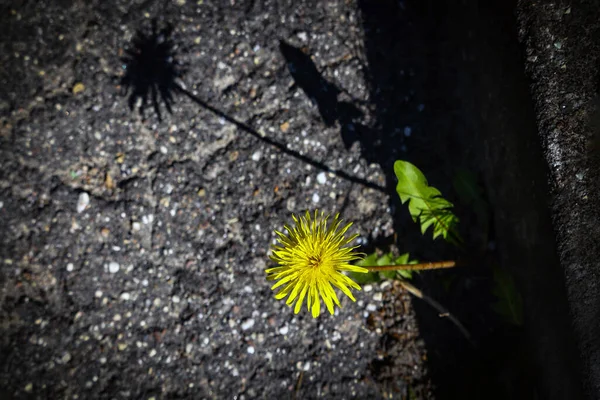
{"left": 353, "top": 253, "right": 381, "bottom": 284}
{"left": 354, "top": 251, "right": 418, "bottom": 281}
{"left": 394, "top": 160, "right": 461, "bottom": 243}
{"left": 394, "top": 253, "right": 418, "bottom": 279}
{"left": 357, "top": 253, "right": 379, "bottom": 267}
{"left": 491, "top": 266, "right": 523, "bottom": 326}
{"left": 349, "top": 271, "right": 380, "bottom": 284}
{"left": 376, "top": 253, "right": 394, "bottom": 266}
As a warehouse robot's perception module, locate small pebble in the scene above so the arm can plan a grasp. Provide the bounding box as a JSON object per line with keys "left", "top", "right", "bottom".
{"left": 72, "top": 82, "right": 85, "bottom": 94}
{"left": 108, "top": 261, "right": 120, "bottom": 274}
{"left": 373, "top": 292, "right": 383, "bottom": 302}
{"left": 312, "top": 193, "right": 320, "bottom": 203}
{"left": 61, "top": 352, "right": 71, "bottom": 363}
{"left": 247, "top": 346, "right": 255, "bottom": 354}
{"left": 66, "top": 263, "right": 74, "bottom": 272}
{"left": 172, "top": 295, "right": 181, "bottom": 304}
{"left": 120, "top": 292, "right": 131, "bottom": 301}
{"left": 24, "top": 383, "right": 33, "bottom": 393}
{"left": 95, "top": 290, "right": 103, "bottom": 298}
{"left": 279, "top": 325, "right": 289, "bottom": 335}
{"left": 404, "top": 126, "right": 412, "bottom": 137}
{"left": 77, "top": 192, "right": 90, "bottom": 213}
{"left": 317, "top": 172, "right": 327, "bottom": 184}
{"left": 241, "top": 318, "right": 255, "bottom": 331}
{"left": 251, "top": 151, "right": 262, "bottom": 161}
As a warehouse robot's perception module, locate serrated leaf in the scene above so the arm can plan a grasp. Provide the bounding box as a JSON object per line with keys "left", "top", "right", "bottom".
{"left": 355, "top": 251, "right": 419, "bottom": 281}
{"left": 349, "top": 270, "right": 380, "bottom": 284}
{"left": 353, "top": 252, "right": 381, "bottom": 284}
{"left": 357, "top": 252, "right": 379, "bottom": 267}
{"left": 376, "top": 253, "right": 394, "bottom": 266}
{"left": 394, "top": 253, "right": 411, "bottom": 265}
{"left": 491, "top": 266, "right": 523, "bottom": 326}
{"left": 394, "top": 160, "right": 461, "bottom": 242}
{"left": 397, "top": 269, "right": 413, "bottom": 279}
{"left": 394, "top": 253, "right": 418, "bottom": 279}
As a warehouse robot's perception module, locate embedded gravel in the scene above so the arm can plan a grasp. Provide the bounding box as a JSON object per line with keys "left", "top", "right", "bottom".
{"left": 0, "top": 1, "right": 431, "bottom": 399}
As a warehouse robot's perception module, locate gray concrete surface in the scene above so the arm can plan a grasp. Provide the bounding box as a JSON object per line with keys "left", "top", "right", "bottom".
{"left": 0, "top": 1, "right": 430, "bottom": 399}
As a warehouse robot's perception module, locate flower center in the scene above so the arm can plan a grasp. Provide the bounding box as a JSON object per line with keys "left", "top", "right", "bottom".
{"left": 307, "top": 254, "right": 323, "bottom": 269}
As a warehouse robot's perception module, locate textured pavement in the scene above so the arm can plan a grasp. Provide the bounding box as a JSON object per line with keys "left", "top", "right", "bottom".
{"left": 0, "top": 1, "right": 432, "bottom": 399}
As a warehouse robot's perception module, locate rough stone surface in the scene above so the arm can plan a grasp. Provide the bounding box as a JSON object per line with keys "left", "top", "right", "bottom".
{"left": 518, "top": 1, "right": 600, "bottom": 398}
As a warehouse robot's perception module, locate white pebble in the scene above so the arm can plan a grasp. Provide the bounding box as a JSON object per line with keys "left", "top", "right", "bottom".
{"left": 247, "top": 346, "right": 255, "bottom": 354}
{"left": 363, "top": 284, "right": 373, "bottom": 293}
{"left": 132, "top": 222, "right": 141, "bottom": 231}
{"left": 95, "top": 290, "right": 103, "bottom": 298}
{"left": 373, "top": 292, "right": 383, "bottom": 302}
{"left": 241, "top": 319, "right": 255, "bottom": 331}
{"left": 77, "top": 192, "right": 90, "bottom": 213}
{"left": 66, "top": 263, "right": 74, "bottom": 272}
{"left": 404, "top": 126, "right": 412, "bottom": 137}
{"left": 366, "top": 304, "right": 377, "bottom": 312}
{"left": 120, "top": 292, "right": 131, "bottom": 301}
{"left": 251, "top": 151, "right": 262, "bottom": 161}
{"left": 160, "top": 146, "right": 168, "bottom": 154}
{"left": 317, "top": 172, "right": 327, "bottom": 184}
{"left": 108, "top": 262, "right": 120, "bottom": 274}
{"left": 172, "top": 295, "right": 181, "bottom": 304}
{"left": 279, "top": 325, "right": 289, "bottom": 335}
{"left": 312, "top": 193, "right": 320, "bottom": 203}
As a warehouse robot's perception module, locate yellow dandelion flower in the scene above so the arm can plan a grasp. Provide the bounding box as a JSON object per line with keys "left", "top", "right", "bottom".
{"left": 266, "top": 210, "right": 367, "bottom": 318}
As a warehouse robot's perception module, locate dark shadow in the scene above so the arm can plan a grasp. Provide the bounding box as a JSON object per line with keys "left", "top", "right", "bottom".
{"left": 119, "top": 22, "right": 383, "bottom": 192}
{"left": 353, "top": 1, "right": 583, "bottom": 399}
{"left": 121, "top": 20, "right": 181, "bottom": 122}
{"left": 279, "top": 40, "right": 364, "bottom": 148}
{"left": 176, "top": 86, "right": 383, "bottom": 192}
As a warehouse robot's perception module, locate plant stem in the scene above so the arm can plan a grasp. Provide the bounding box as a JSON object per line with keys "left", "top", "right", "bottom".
{"left": 364, "top": 260, "right": 456, "bottom": 272}
{"left": 397, "top": 279, "right": 472, "bottom": 343}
